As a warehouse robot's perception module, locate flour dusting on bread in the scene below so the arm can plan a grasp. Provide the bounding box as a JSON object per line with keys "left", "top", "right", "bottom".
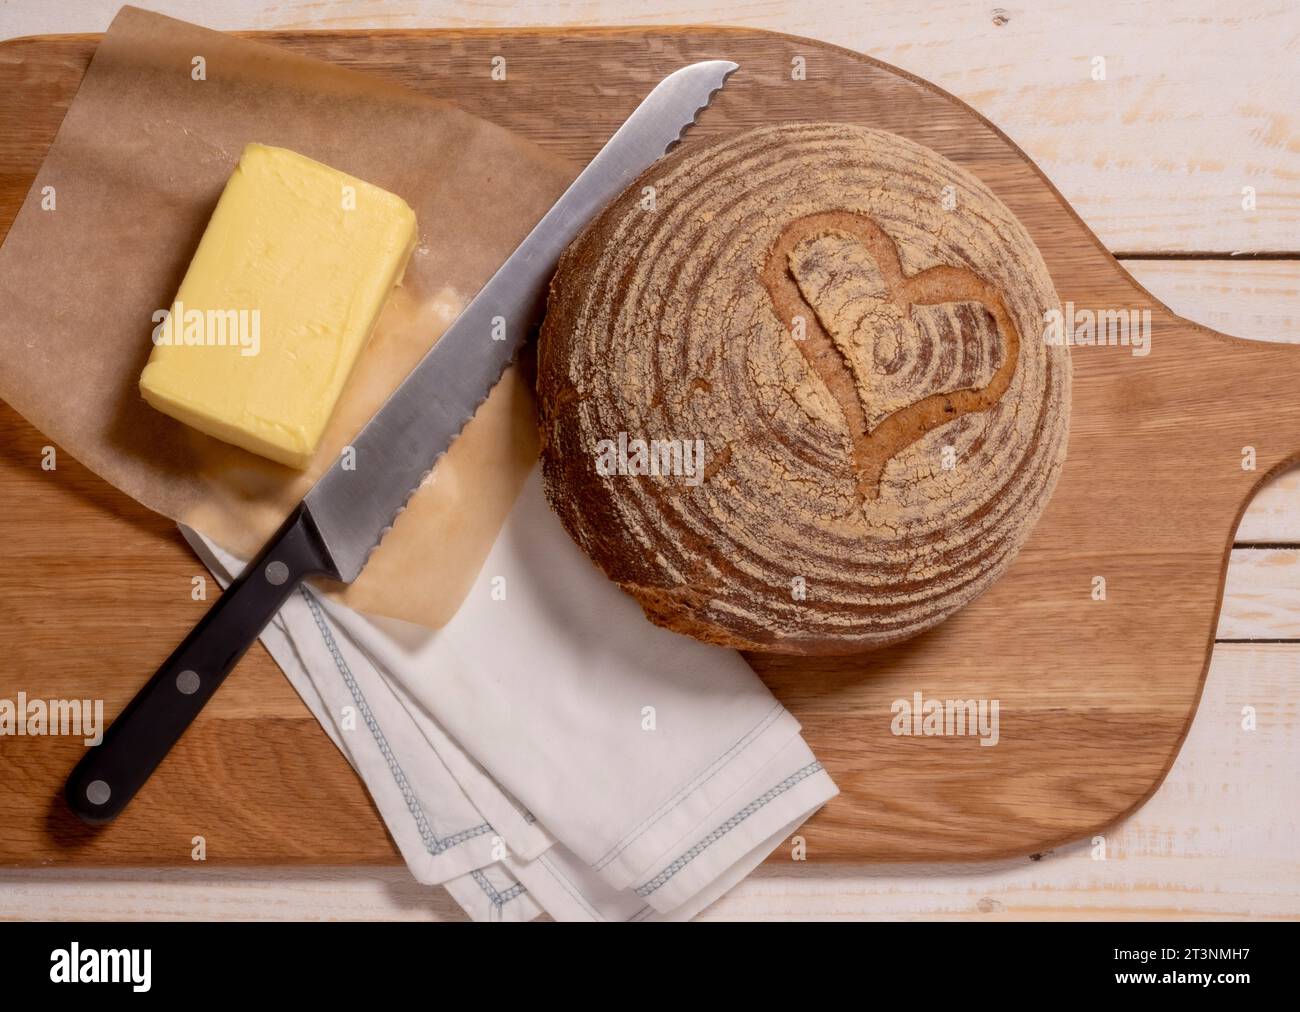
{"left": 537, "top": 122, "right": 1070, "bottom": 655}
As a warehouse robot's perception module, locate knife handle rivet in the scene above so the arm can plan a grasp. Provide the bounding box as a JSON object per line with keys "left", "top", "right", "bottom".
{"left": 264, "top": 561, "right": 289, "bottom": 586}
{"left": 176, "top": 669, "right": 200, "bottom": 695}
{"left": 85, "top": 780, "right": 111, "bottom": 806}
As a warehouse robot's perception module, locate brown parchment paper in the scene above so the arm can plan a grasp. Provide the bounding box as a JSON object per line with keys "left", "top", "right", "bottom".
{"left": 0, "top": 6, "right": 577, "bottom": 627}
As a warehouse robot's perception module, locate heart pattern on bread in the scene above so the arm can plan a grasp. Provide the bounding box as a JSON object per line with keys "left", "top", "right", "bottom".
{"left": 760, "top": 211, "right": 1020, "bottom": 501}
{"left": 539, "top": 122, "right": 1070, "bottom": 654}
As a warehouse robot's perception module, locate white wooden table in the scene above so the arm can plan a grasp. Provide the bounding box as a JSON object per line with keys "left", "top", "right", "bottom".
{"left": 0, "top": 0, "right": 1297, "bottom": 921}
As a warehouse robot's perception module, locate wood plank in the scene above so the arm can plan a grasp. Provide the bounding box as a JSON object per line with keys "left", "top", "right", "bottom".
{"left": 0, "top": 866, "right": 469, "bottom": 921}
{"left": 1237, "top": 469, "right": 1300, "bottom": 544}
{"left": 7, "top": 0, "right": 1297, "bottom": 254}
{"left": 1122, "top": 260, "right": 1300, "bottom": 546}
{"left": 0, "top": 403, "right": 398, "bottom": 866}
{"left": 3, "top": 0, "right": 1297, "bottom": 920}
{"left": 719, "top": 643, "right": 1300, "bottom": 919}
{"left": 1219, "top": 549, "right": 1300, "bottom": 640}
{"left": 1, "top": 643, "right": 1293, "bottom": 919}
{"left": 5, "top": 24, "right": 1300, "bottom": 869}
{"left": 1125, "top": 260, "right": 1300, "bottom": 346}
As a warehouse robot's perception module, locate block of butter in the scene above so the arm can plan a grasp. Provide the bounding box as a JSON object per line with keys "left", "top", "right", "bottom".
{"left": 140, "top": 143, "right": 418, "bottom": 468}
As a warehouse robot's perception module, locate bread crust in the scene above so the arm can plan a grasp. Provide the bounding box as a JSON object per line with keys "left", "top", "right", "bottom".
{"left": 538, "top": 122, "right": 1070, "bottom": 655}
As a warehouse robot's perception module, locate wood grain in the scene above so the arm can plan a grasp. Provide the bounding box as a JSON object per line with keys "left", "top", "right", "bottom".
{"left": 1238, "top": 470, "right": 1300, "bottom": 543}
{"left": 1219, "top": 549, "right": 1300, "bottom": 640}
{"left": 1, "top": 640, "right": 1294, "bottom": 920}
{"left": 2, "top": 26, "right": 1300, "bottom": 869}
{"left": 7, "top": 0, "right": 1297, "bottom": 254}
{"left": 1107, "top": 261, "right": 1300, "bottom": 544}
{"left": 1125, "top": 261, "right": 1300, "bottom": 346}
{"left": 1127, "top": 261, "right": 1300, "bottom": 544}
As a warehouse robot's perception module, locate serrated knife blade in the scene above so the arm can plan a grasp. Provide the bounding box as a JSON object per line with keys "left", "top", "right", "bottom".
{"left": 65, "top": 59, "right": 738, "bottom": 824}
{"left": 307, "top": 58, "right": 738, "bottom": 581}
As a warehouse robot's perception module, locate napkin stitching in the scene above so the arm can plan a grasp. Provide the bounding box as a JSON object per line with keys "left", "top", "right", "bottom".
{"left": 301, "top": 587, "right": 523, "bottom": 910}
{"left": 633, "top": 761, "right": 824, "bottom": 898}
{"left": 301, "top": 587, "right": 493, "bottom": 855}
{"left": 471, "top": 869, "right": 526, "bottom": 909}
{"left": 592, "top": 701, "right": 784, "bottom": 871}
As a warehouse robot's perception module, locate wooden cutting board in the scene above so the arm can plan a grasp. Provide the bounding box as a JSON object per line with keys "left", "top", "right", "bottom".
{"left": 3, "top": 26, "right": 1297, "bottom": 867}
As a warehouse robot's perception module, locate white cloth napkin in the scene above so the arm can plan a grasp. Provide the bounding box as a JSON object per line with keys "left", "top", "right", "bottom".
{"left": 183, "top": 468, "right": 837, "bottom": 921}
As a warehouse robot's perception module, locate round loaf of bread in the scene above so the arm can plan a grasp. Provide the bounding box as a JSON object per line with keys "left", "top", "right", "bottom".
{"left": 537, "top": 122, "right": 1070, "bottom": 655}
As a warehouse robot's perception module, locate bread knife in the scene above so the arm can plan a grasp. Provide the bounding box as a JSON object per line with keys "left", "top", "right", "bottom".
{"left": 65, "top": 59, "right": 738, "bottom": 824}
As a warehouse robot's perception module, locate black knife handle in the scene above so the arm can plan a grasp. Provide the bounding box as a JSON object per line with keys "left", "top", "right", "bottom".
{"left": 65, "top": 503, "right": 337, "bottom": 824}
